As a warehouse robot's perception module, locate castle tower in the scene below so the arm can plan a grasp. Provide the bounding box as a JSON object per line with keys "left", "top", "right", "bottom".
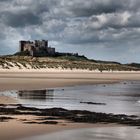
{"left": 42, "top": 40, "right": 48, "bottom": 48}
{"left": 19, "top": 41, "right": 26, "bottom": 52}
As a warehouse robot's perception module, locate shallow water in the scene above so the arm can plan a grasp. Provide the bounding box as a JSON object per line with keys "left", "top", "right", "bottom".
{"left": 19, "top": 126, "right": 140, "bottom": 140}
{"left": 1, "top": 81, "right": 140, "bottom": 140}
{"left": 1, "top": 81, "right": 140, "bottom": 116}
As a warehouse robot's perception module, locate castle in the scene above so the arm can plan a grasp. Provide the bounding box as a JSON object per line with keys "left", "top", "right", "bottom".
{"left": 19, "top": 40, "right": 55, "bottom": 57}
{"left": 19, "top": 39, "right": 79, "bottom": 57}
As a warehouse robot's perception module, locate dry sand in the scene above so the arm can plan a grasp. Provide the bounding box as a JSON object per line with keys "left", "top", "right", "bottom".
{"left": 0, "top": 71, "right": 140, "bottom": 91}
{"left": 0, "top": 70, "right": 140, "bottom": 140}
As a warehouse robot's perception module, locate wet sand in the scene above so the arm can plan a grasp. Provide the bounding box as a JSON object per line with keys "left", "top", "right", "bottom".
{"left": 22, "top": 126, "right": 140, "bottom": 140}
{"left": 0, "top": 71, "right": 140, "bottom": 140}
{"left": 0, "top": 71, "right": 140, "bottom": 91}
{"left": 0, "top": 96, "right": 18, "bottom": 104}
{"left": 0, "top": 117, "right": 98, "bottom": 140}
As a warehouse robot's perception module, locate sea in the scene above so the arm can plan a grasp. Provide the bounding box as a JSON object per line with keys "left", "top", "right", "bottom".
{"left": 1, "top": 81, "right": 140, "bottom": 140}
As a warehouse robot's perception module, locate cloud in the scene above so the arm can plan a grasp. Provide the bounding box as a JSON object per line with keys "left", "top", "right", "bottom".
{"left": 1, "top": 11, "right": 42, "bottom": 27}
{"left": 0, "top": 0, "right": 140, "bottom": 62}
{"left": 66, "top": 0, "right": 124, "bottom": 16}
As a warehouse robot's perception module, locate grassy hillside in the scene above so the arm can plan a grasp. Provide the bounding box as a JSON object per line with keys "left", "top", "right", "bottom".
{"left": 126, "top": 63, "right": 140, "bottom": 69}
{"left": 0, "top": 55, "right": 139, "bottom": 71}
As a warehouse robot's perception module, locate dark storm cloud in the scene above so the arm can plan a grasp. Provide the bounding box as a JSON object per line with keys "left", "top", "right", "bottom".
{"left": 0, "top": 0, "right": 140, "bottom": 62}
{"left": 0, "top": 0, "right": 11, "bottom": 2}
{"left": 1, "top": 11, "right": 42, "bottom": 27}
{"left": 68, "top": 0, "right": 124, "bottom": 17}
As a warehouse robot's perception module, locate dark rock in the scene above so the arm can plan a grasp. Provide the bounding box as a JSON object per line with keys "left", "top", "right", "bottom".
{"left": 0, "top": 104, "right": 140, "bottom": 126}
{"left": 80, "top": 101, "right": 106, "bottom": 105}
{"left": 0, "top": 116, "right": 14, "bottom": 122}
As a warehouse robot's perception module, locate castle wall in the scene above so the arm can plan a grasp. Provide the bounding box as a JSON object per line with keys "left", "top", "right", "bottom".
{"left": 35, "top": 40, "right": 48, "bottom": 49}
{"left": 23, "top": 44, "right": 34, "bottom": 52}
{"left": 47, "top": 47, "right": 55, "bottom": 56}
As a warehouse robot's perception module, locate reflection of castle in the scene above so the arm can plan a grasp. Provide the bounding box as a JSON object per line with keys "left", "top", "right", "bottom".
{"left": 19, "top": 40, "right": 55, "bottom": 57}
{"left": 18, "top": 89, "right": 54, "bottom": 100}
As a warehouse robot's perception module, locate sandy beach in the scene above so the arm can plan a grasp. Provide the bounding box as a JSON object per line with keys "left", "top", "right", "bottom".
{"left": 0, "top": 70, "right": 140, "bottom": 91}
{"left": 0, "top": 70, "right": 140, "bottom": 140}
{"left": 1, "top": 0, "right": 140, "bottom": 139}
{"left": 0, "top": 116, "right": 99, "bottom": 140}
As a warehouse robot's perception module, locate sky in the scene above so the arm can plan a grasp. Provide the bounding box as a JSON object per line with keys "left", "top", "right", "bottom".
{"left": 0, "top": 0, "right": 140, "bottom": 63}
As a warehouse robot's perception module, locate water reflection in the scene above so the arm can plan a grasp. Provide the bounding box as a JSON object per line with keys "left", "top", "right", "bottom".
{"left": 18, "top": 89, "right": 54, "bottom": 101}
{"left": 2, "top": 81, "right": 140, "bottom": 115}
{"left": 19, "top": 127, "right": 140, "bottom": 140}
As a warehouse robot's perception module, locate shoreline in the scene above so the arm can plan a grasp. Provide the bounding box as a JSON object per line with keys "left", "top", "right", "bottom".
{"left": 1, "top": 70, "right": 140, "bottom": 140}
